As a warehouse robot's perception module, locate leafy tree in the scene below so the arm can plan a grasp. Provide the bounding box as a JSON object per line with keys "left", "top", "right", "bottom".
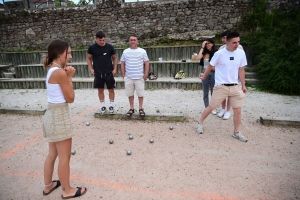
{"left": 55, "top": 0, "right": 61, "bottom": 7}
{"left": 67, "top": 1, "right": 76, "bottom": 6}
{"left": 238, "top": 0, "right": 300, "bottom": 95}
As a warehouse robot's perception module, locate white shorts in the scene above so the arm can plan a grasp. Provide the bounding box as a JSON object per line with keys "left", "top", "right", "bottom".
{"left": 124, "top": 76, "right": 145, "bottom": 97}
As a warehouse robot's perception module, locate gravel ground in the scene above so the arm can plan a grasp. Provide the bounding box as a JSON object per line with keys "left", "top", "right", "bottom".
{"left": 0, "top": 87, "right": 299, "bottom": 120}
{"left": 0, "top": 88, "right": 299, "bottom": 200}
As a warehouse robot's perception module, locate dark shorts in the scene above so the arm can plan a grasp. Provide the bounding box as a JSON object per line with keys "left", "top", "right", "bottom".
{"left": 94, "top": 73, "right": 115, "bottom": 89}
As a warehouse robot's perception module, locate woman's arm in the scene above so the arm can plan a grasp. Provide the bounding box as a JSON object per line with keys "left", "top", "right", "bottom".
{"left": 197, "top": 41, "right": 207, "bottom": 59}
{"left": 56, "top": 67, "right": 75, "bottom": 103}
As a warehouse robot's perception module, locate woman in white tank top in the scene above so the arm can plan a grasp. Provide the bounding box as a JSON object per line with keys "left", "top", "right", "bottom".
{"left": 42, "top": 39, "right": 87, "bottom": 198}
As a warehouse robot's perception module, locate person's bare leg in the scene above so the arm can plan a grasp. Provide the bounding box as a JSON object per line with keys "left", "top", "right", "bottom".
{"left": 108, "top": 88, "right": 115, "bottom": 101}
{"left": 221, "top": 99, "right": 226, "bottom": 109}
{"left": 226, "top": 98, "right": 231, "bottom": 112}
{"left": 56, "top": 138, "right": 86, "bottom": 198}
{"left": 233, "top": 107, "right": 241, "bottom": 132}
{"left": 128, "top": 96, "right": 134, "bottom": 109}
{"left": 199, "top": 105, "right": 215, "bottom": 124}
{"left": 217, "top": 98, "right": 227, "bottom": 118}
{"left": 43, "top": 142, "right": 58, "bottom": 194}
{"left": 98, "top": 88, "right": 105, "bottom": 101}
{"left": 138, "top": 96, "right": 143, "bottom": 110}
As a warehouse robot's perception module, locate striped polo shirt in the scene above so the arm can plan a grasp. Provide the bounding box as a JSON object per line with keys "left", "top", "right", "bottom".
{"left": 120, "top": 47, "right": 149, "bottom": 79}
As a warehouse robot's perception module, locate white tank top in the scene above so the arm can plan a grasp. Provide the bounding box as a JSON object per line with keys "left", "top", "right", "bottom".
{"left": 46, "top": 67, "right": 66, "bottom": 103}
{"left": 202, "top": 59, "right": 209, "bottom": 73}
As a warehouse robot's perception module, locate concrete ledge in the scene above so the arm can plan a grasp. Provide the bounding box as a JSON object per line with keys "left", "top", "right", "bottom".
{"left": 246, "top": 78, "right": 260, "bottom": 85}
{"left": 94, "top": 112, "right": 185, "bottom": 122}
{"left": 0, "top": 107, "right": 46, "bottom": 115}
{"left": 0, "top": 77, "right": 202, "bottom": 90}
{"left": 260, "top": 116, "right": 300, "bottom": 126}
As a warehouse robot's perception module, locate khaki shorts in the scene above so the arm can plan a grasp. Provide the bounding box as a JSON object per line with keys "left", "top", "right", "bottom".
{"left": 210, "top": 85, "right": 244, "bottom": 108}
{"left": 124, "top": 76, "right": 145, "bottom": 97}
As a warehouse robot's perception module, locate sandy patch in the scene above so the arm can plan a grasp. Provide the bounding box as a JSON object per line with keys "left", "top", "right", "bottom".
{"left": 0, "top": 88, "right": 299, "bottom": 199}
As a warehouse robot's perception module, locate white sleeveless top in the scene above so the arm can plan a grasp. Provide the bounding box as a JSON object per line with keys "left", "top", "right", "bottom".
{"left": 46, "top": 67, "right": 66, "bottom": 103}
{"left": 202, "top": 59, "right": 209, "bottom": 73}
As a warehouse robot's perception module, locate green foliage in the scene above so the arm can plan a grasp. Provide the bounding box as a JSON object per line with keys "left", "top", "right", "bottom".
{"left": 54, "top": 0, "right": 77, "bottom": 7}
{"left": 2, "top": 17, "right": 13, "bottom": 23}
{"left": 55, "top": 0, "right": 61, "bottom": 7}
{"left": 67, "top": 1, "right": 76, "bottom": 6}
{"left": 21, "top": 9, "right": 29, "bottom": 15}
{"left": 73, "top": 46, "right": 86, "bottom": 50}
{"left": 238, "top": 0, "right": 300, "bottom": 95}
{"left": 147, "top": 39, "right": 201, "bottom": 47}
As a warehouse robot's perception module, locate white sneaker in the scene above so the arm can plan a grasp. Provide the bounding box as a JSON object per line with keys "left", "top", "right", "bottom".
{"left": 217, "top": 109, "right": 226, "bottom": 118}
{"left": 108, "top": 106, "right": 114, "bottom": 114}
{"left": 211, "top": 109, "right": 217, "bottom": 115}
{"left": 100, "top": 106, "right": 106, "bottom": 114}
{"left": 232, "top": 132, "right": 248, "bottom": 142}
{"left": 223, "top": 111, "right": 231, "bottom": 120}
{"left": 195, "top": 122, "right": 203, "bottom": 134}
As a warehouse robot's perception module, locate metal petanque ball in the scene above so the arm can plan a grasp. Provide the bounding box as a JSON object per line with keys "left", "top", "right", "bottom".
{"left": 109, "top": 139, "right": 114, "bottom": 144}
{"left": 129, "top": 135, "right": 133, "bottom": 140}
{"left": 127, "top": 150, "right": 132, "bottom": 155}
{"left": 149, "top": 139, "right": 154, "bottom": 143}
{"left": 169, "top": 125, "right": 173, "bottom": 130}
{"left": 86, "top": 122, "right": 90, "bottom": 126}
{"left": 71, "top": 149, "right": 76, "bottom": 155}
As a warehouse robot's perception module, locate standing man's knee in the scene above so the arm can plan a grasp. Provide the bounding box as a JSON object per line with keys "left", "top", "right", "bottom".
{"left": 98, "top": 88, "right": 104, "bottom": 93}
{"left": 233, "top": 107, "right": 241, "bottom": 114}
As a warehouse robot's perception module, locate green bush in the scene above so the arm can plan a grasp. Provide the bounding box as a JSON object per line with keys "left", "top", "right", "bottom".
{"left": 238, "top": 0, "right": 300, "bottom": 95}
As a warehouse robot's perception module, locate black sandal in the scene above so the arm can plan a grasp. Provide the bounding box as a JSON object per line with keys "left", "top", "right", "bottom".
{"left": 126, "top": 109, "right": 134, "bottom": 117}
{"left": 139, "top": 109, "right": 145, "bottom": 117}
{"left": 43, "top": 180, "right": 61, "bottom": 196}
{"left": 61, "top": 187, "right": 87, "bottom": 199}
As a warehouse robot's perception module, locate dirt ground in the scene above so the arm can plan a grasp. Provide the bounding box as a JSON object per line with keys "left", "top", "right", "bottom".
{"left": 0, "top": 88, "right": 300, "bottom": 200}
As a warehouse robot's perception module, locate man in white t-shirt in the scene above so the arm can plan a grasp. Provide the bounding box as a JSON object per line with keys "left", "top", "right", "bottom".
{"left": 120, "top": 35, "right": 149, "bottom": 117}
{"left": 196, "top": 32, "right": 248, "bottom": 142}
{"left": 217, "top": 30, "right": 244, "bottom": 120}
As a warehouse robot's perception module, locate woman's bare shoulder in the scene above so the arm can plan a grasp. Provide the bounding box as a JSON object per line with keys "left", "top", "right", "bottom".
{"left": 51, "top": 68, "right": 67, "bottom": 79}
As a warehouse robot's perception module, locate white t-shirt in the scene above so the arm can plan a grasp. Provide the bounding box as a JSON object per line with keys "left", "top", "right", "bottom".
{"left": 219, "top": 44, "right": 244, "bottom": 50}
{"left": 209, "top": 47, "right": 247, "bottom": 86}
{"left": 120, "top": 47, "right": 149, "bottom": 79}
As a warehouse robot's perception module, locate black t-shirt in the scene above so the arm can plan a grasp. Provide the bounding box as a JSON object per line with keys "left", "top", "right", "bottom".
{"left": 87, "top": 43, "right": 116, "bottom": 75}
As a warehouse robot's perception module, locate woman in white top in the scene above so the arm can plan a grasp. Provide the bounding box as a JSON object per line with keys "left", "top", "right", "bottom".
{"left": 42, "top": 39, "right": 87, "bottom": 199}
{"left": 198, "top": 39, "right": 217, "bottom": 114}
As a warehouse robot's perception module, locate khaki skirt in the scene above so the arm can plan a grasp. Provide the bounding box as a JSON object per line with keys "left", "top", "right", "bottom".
{"left": 42, "top": 102, "right": 74, "bottom": 142}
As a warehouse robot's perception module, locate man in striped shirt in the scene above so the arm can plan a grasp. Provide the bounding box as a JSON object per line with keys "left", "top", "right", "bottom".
{"left": 120, "top": 35, "right": 149, "bottom": 117}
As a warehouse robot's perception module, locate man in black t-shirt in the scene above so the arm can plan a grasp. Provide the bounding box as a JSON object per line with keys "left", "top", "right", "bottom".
{"left": 87, "top": 31, "right": 118, "bottom": 114}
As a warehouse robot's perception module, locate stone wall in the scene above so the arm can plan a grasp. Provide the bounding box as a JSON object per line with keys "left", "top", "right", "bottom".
{"left": 0, "top": 0, "right": 298, "bottom": 52}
